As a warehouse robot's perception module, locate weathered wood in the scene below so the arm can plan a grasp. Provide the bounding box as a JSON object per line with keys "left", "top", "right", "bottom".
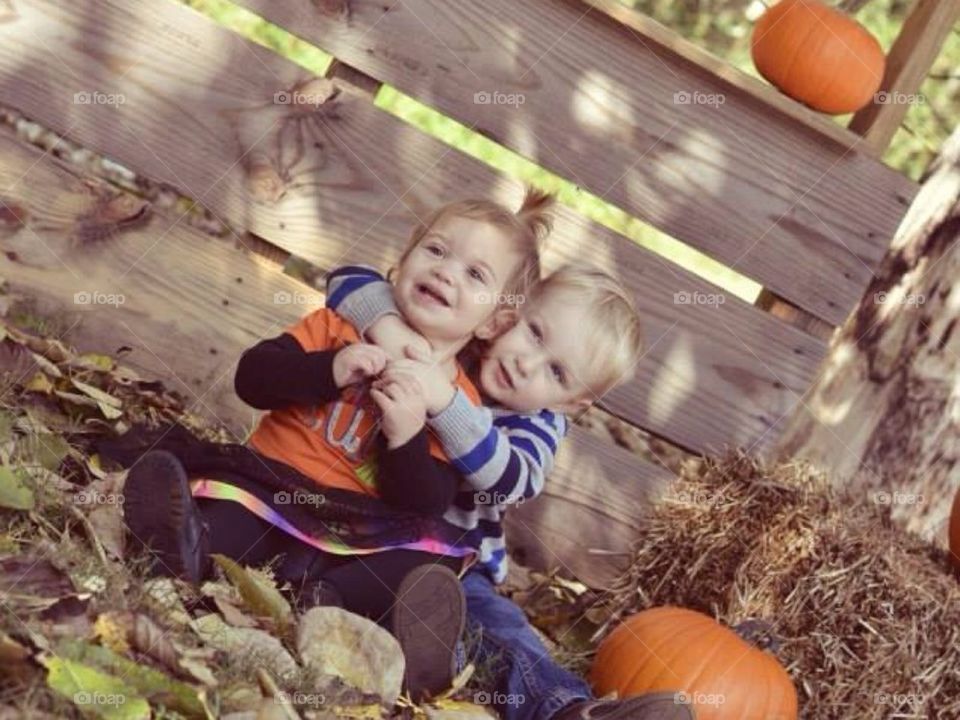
{"left": 0, "top": 127, "right": 670, "bottom": 587}
{"left": 0, "top": 0, "right": 829, "bottom": 456}
{"left": 848, "top": 0, "right": 960, "bottom": 154}
{"left": 505, "top": 426, "right": 670, "bottom": 588}
{"left": 775, "top": 127, "right": 960, "bottom": 546}
{"left": 582, "top": 0, "right": 866, "bottom": 152}
{"left": 231, "top": 0, "right": 917, "bottom": 324}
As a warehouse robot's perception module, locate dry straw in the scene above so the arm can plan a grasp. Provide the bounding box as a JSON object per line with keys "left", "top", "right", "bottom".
{"left": 593, "top": 450, "right": 960, "bottom": 719}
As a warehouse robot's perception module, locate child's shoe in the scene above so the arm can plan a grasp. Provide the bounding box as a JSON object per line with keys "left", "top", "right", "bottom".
{"left": 391, "top": 565, "right": 465, "bottom": 701}
{"left": 123, "top": 450, "right": 210, "bottom": 585}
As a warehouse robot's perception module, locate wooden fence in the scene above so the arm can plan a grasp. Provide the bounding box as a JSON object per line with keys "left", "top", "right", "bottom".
{"left": 0, "top": 0, "right": 938, "bottom": 586}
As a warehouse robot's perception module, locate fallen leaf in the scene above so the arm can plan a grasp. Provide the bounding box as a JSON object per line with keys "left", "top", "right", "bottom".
{"left": 192, "top": 613, "right": 299, "bottom": 684}
{"left": 24, "top": 371, "right": 53, "bottom": 394}
{"left": 93, "top": 612, "right": 132, "bottom": 655}
{"left": 425, "top": 700, "right": 498, "bottom": 719}
{"left": 42, "top": 655, "right": 151, "bottom": 720}
{"left": 14, "top": 432, "right": 70, "bottom": 471}
{"left": 56, "top": 639, "right": 214, "bottom": 719}
{"left": 71, "top": 379, "right": 122, "bottom": 408}
{"left": 87, "top": 503, "right": 126, "bottom": 560}
{"left": 142, "top": 578, "right": 192, "bottom": 628}
{"left": 297, "top": 607, "right": 404, "bottom": 706}
{"left": 212, "top": 555, "right": 293, "bottom": 636}
{"left": 71, "top": 353, "right": 116, "bottom": 373}
{"left": 0, "top": 465, "right": 34, "bottom": 510}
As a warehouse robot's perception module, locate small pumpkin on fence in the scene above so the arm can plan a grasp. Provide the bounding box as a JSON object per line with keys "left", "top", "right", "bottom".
{"left": 751, "top": 0, "right": 885, "bottom": 114}
{"left": 949, "top": 485, "right": 960, "bottom": 571}
{"left": 589, "top": 606, "right": 797, "bottom": 720}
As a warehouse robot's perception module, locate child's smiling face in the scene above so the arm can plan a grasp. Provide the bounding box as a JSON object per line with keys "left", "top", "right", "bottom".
{"left": 478, "top": 287, "right": 596, "bottom": 414}
{"left": 394, "top": 215, "right": 524, "bottom": 348}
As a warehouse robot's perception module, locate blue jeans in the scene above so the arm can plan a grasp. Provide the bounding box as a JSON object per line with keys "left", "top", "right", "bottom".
{"left": 462, "top": 570, "right": 593, "bottom": 720}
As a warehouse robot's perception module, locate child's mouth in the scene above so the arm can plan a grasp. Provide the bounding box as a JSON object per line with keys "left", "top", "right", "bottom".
{"left": 416, "top": 283, "right": 450, "bottom": 307}
{"left": 496, "top": 360, "right": 514, "bottom": 391}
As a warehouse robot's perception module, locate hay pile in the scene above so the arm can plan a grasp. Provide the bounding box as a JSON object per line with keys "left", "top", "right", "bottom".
{"left": 595, "top": 451, "right": 960, "bottom": 719}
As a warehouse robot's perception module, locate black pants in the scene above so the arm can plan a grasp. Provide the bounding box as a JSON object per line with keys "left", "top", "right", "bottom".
{"left": 196, "top": 494, "right": 461, "bottom": 625}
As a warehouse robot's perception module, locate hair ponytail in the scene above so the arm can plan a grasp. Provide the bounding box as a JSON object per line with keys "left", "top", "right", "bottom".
{"left": 516, "top": 187, "right": 555, "bottom": 245}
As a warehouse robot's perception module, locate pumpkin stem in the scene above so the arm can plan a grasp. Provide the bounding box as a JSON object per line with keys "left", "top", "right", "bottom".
{"left": 837, "top": 0, "right": 873, "bottom": 14}
{"left": 733, "top": 619, "right": 781, "bottom": 653}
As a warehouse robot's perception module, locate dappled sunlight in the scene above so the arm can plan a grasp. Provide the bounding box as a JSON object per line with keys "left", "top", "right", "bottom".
{"left": 646, "top": 334, "right": 697, "bottom": 429}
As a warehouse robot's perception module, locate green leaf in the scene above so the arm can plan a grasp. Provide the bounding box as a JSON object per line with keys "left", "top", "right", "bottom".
{"left": 212, "top": 555, "right": 293, "bottom": 636}
{"left": 42, "top": 656, "right": 151, "bottom": 720}
{"left": 0, "top": 465, "right": 35, "bottom": 510}
{"left": 14, "top": 432, "right": 70, "bottom": 471}
{"left": 55, "top": 639, "right": 214, "bottom": 719}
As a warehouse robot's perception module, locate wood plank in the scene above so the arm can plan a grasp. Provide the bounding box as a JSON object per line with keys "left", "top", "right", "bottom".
{"left": 231, "top": 0, "right": 918, "bottom": 324}
{"left": 0, "top": 0, "right": 828, "bottom": 456}
{"left": 0, "top": 126, "right": 670, "bottom": 588}
{"left": 848, "top": 0, "right": 960, "bottom": 154}
{"left": 582, "top": 0, "right": 865, "bottom": 152}
{"left": 505, "top": 427, "right": 671, "bottom": 587}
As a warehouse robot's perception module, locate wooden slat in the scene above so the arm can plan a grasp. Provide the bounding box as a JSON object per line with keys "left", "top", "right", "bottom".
{"left": 848, "top": 0, "right": 960, "bottom": 154}
{"left": 582, "top": 0, "right": 865, "bottom": 152}
{"left": 0, "top": 0, "right": 829, "bottom": 455}
{"left": 230, "top": 0, "right": 918, "bottom": 325}
{"left": 0, "top": 127, "right": 671, "bottom": 588}
{"left": 505, "top": 427, "right": 670, "bottom": 587}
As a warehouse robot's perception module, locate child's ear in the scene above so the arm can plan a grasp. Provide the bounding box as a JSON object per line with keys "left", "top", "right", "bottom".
{"left": 556, "top": 396, "right": 593, "bottom": 415}
{"left": 476, "top": 308, "right": 519, "bottom": 340}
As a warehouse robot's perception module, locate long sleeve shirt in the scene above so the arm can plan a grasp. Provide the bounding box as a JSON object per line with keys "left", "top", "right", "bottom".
{"left": 327, "top": 265, "right": 569, "bottom": 582}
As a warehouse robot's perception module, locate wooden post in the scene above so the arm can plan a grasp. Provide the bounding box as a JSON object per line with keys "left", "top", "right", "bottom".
{"left": 774, "top": 127, "right": 960, "bottom": 545}
{"left": 848, "top": 0, "right": 960, "bottom": 155}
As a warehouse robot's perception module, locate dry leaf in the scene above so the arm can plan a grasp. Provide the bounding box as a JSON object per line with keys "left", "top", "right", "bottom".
{"left": 297, "top": 607, "right": 403, "bottom": 706}
{"left": 192, "top": 613, "right": 299, "bottom": 684}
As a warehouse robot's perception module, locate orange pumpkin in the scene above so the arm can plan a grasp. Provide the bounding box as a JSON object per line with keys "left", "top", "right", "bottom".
{"left": 751, "top": 0, "right": 885, "bottom": 114}
{"left": 950, "top": 485, "right": 960, "bottom": 570}
{"left": 589, "top": 607, "right": 797, "bottom": 720}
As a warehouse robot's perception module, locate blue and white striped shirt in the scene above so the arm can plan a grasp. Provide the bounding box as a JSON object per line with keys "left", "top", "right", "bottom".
{"left": 327, "top": 265, "right": 568, "bottom": 582}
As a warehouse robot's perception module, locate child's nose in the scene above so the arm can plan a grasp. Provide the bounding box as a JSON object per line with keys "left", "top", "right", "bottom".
{"left": 431, "top": 264, "right": 454, "bottom": 286}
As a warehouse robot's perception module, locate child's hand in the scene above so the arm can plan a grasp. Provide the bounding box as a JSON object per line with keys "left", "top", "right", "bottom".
{"left": 370, "top": 371, "right": 427, "bottom": 449}
{"left": 332, "top": 344, "right": 388, "bottom": 388}
{"left": 380, "top": 356, "right": 456, "bottom": 416}
{"left": 366, "top": 314, "right": 432, "bottom": 362}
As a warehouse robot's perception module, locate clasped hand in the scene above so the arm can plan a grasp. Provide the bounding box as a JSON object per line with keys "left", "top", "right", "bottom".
{"left": 331, "top": 342, "right": 455, "bottom": 449}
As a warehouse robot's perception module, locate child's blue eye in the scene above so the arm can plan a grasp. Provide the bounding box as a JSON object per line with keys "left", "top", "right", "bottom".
{"left": 469, "top": 267, "right": 484, "bottom": 282}
{"left": 426, "top": 244, "right": 444, "bottom": 256}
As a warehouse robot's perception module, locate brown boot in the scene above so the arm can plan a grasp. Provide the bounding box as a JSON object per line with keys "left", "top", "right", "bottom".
{"left": 554, "top": 691, "right": 696, "bottom": 720}
{"left": 390, "top": 565, "right": 465, "bottom": 702}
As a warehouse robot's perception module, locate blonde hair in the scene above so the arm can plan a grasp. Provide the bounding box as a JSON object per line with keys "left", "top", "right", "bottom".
{"left": 531, "top": 264, "right": 644, "bottom": 397}
{"left": 394, "top": 187, "right": 554, "bottom": 300}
